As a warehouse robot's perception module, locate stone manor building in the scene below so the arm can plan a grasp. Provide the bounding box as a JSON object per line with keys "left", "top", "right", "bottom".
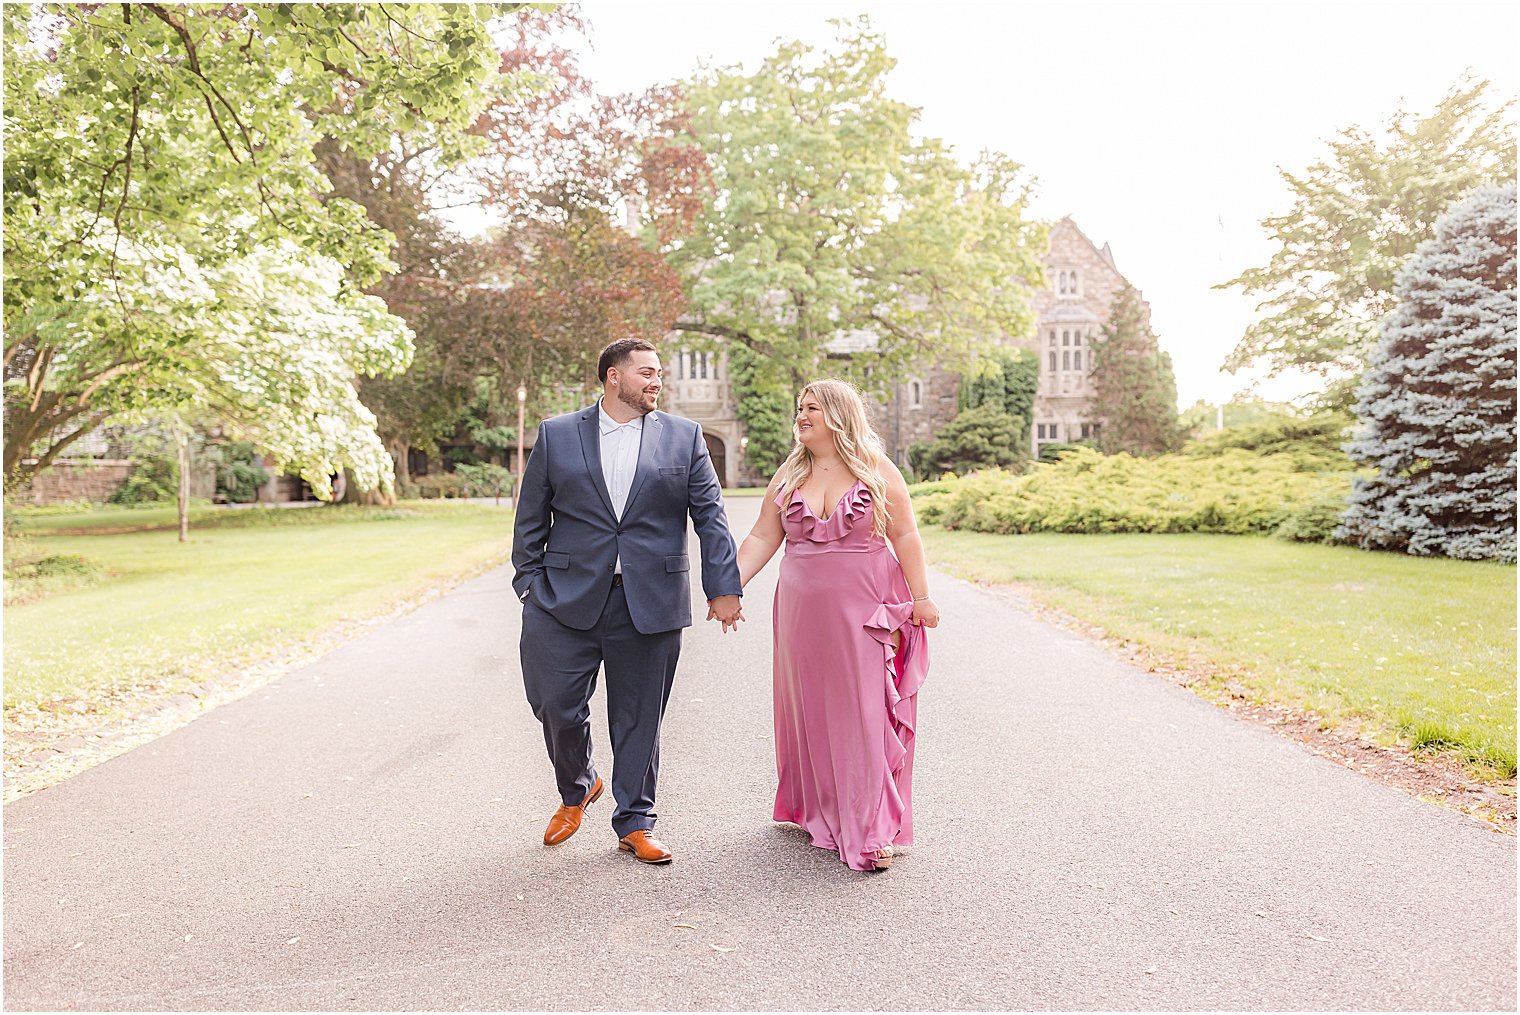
{"left": 660, "top": 216, "right": 1154, "bottom": 485}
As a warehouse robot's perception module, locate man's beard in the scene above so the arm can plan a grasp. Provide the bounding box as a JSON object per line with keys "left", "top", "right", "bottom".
{"left": 617, "top": 384, "right": 656, "bottom": 415}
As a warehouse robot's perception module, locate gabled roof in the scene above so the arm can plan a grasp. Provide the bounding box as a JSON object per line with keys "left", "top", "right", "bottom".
{"left": 1050, "top": 216, "right": 1122, "bottom": 278}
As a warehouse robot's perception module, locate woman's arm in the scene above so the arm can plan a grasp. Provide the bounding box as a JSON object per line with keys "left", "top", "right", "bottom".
{"left": 735, "top": 470, "right": 787, "bottom": 589}
{"left": 881, "top": 460, "right": 941, "bottom": 628}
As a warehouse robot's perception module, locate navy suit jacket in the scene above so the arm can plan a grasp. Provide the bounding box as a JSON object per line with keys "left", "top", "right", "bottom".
{"left": 511, "top": 404, "right": 743, "bottom": 634}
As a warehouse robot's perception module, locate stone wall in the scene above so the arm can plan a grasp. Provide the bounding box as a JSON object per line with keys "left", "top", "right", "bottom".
{"left": 16, "top": 461, "right": 134, "bottom": 505}
{"left": 871, "top": 365, "right": 959, "bottom": 467}
{"left": 17, "top": 459, "right": 219, "bottom": 505}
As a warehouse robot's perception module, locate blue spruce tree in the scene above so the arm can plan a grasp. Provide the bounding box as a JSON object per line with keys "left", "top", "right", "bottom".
{"left": 1337, "top": 182, "right": 1517, "bottom": 561}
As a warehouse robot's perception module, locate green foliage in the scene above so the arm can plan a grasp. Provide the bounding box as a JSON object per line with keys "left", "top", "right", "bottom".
{"left": 907, "top": 405, "right": 1026, "bottom": 481}
{"left": 1217, "top": 75, "right": 1516, "bottom": 391}
{"left": 1182, "top": 411, "right": 1354, "bottom": 472}
{"left": 1088, "top": 284, "right": 1181, "bottom": 455}
{"left": 108, "top": 457, "right": 178, "bottom": 506}
{"left": 673, "top": 17, "right": 1047, "bottom": 394}
{"left": 1273, "top": 485, "right": 1351, "bottom": 544}
{"left": 957, "top": 348, "right": 1039, "bottom": 424}
{"left": 413, "top": 473, "right": 468, "bottom": 499}
{"left": 208, "top": 440, "right": 269, "bottom": 504}
{"left": 1037, "top": 441, "right": 1092, "bottom": 464}
{"left": 915, "top": 446, "right": 1354, "bottom": 536}
{"left": 4, "top": 3, "right": 514, "bottom": 493}
{"left": 108, "top": 429, "right": 180, "bottom": 505}
{"left": 1338, "top": 182, "right": 1517, "bottom": 563}
{"left": 453, "top": 463, "right": 513, "bottom": 500}
{"left": 727, "top": 344, "right": 795, "bottom": 474}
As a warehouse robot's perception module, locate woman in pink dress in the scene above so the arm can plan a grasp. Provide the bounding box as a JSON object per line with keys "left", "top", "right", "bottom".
{"left": 730, "top": 379, "right": 940, "bottom": 872}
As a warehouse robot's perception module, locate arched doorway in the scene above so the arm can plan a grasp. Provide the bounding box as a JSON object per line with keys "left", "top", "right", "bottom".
{"left": 703, "top": 432, "right": 727, "bottom": 488}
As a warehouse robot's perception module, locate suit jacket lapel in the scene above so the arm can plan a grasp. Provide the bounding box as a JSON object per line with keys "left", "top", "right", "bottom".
{"left": 623, "top": 411, "right": 663, "bottom": 516}
{"left": 577, "top": 406, "right": 617, "bottom": 520}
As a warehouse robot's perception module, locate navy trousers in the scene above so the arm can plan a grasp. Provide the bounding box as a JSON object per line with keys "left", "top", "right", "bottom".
{"left": 520, "top": 583, "right": 682, "bottom": 838}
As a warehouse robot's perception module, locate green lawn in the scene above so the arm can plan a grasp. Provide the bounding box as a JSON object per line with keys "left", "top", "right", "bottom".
{"left": 921, "top": 528, "right": 1517, "bottom": 778}
{"left": 4, "top": 502, "right": 512, "bottom": 708}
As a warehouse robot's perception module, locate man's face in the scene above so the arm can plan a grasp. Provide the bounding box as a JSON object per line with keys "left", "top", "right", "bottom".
{"left": 610, "top": 349, "right": 663, "bottom": 415}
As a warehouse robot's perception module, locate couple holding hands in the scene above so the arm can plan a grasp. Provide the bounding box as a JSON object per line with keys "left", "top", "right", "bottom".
{"left": 511, "top": 339, "right": 939, "bottom": 873}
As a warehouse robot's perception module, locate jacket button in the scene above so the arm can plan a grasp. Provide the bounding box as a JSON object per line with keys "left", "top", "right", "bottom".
{"left": 607, "top": 564, "right": 614, "bottom": 571}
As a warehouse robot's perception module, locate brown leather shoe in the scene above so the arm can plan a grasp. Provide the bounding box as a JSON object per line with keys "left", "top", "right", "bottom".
{"left": 617, "top": 829, "right": 673, "bottom": 864}
{"left": 542, "top": 776, "right": 603, "bottom": 846}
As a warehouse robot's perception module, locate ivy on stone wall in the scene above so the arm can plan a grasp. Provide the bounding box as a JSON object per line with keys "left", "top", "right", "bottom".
{"left": 727, "top": 344, "right": 795, "bottom": 476}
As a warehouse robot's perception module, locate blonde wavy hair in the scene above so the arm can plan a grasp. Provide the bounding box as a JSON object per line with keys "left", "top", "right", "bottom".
{"left": 776, "top": 379, "right": 891, "bottom": 537}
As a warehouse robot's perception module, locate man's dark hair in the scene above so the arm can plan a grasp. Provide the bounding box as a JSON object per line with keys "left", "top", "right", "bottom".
{"left": 597, "top": 338, "right": 658, "bottom": 383}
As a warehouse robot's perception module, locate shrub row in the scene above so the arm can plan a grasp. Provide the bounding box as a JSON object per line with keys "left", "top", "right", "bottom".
{"left": 912, "top": 446, "right": 1356, "bottom": 539}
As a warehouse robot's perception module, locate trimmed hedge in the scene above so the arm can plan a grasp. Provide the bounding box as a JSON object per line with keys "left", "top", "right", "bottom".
{"left": 912, "top": 446, "right": 1357, "bottom": 537}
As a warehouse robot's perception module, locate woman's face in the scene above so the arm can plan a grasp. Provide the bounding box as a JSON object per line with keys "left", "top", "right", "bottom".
{"left": 796, "top": 393, "right": 832, "bottom": 450}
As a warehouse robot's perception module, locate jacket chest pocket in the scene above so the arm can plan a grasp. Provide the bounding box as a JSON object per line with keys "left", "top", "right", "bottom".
{"left": 659, "top": 466, "right": 687, "bottom": 478}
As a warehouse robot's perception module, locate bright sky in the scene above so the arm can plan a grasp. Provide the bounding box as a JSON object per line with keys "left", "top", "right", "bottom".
{"left": 512, "top": 1, "right": 1519, "bottom": 408}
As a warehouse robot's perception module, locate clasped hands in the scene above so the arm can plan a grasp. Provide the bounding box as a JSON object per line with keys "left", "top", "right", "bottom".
{"left": 706, "top": 594, "right": 744, "bottom": 633}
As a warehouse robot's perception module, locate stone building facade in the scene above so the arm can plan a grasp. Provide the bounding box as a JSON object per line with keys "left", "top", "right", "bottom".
{"left": 660, "top": 216, "right": 1151, "bottom": 484}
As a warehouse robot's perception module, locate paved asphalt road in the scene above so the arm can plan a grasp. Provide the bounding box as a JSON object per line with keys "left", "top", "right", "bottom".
{"left": 4, "top": 496, "right": 1515, "bottom": 1011}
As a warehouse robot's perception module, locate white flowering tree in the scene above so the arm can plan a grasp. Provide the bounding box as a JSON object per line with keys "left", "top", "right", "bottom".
{"left": 8, "top": 237, "right": 412, "bottom": 501}
{"left": 1337, "top": 183, "right": 1517, "bottom": 562}
{"left": 2, "top": 3, "right": 514, "bottom": 493}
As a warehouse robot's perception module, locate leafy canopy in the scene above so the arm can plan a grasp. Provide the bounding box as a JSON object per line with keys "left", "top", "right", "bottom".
{"left": 3, "top": 3, "right": 516, "bottom": 492}
{"left": 671, "top": 17, "right": 1047, "bottom": 396}
{"left": 1217, "top": 76, "right": 1515, "bottom": 392}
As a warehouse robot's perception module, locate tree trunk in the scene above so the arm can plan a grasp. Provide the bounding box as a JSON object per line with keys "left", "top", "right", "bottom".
{"left": 174, "top": 424, "right": 190, "bottom": 543}
{"left": 337, "top": 467, "right": 396, "bottom": 507}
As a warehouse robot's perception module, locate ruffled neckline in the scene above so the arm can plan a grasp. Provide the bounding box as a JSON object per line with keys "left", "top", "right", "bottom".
{"left": 776, "top": 477, "right": 871, "bottom": 542}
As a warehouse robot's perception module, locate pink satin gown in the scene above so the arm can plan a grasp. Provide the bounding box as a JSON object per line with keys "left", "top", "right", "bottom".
{"left": 771, "top": 477, "right": 929, "bottom": 871}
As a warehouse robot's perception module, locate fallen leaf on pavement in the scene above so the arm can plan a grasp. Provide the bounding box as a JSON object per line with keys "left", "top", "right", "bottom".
{"left": 1303, "top": 932, "right": 1330, "bottom": 942}
{"left": 710, "top": 945, "right": 734, "bottom": 953}
{"left": 1143, "top": 967, "right": 1156, "bottom": 975}
{"left": 286, "top": 936, "right": 300, "bottom": 945}
{"left": 674, "top": 923, "right": 695, "bottom": 930}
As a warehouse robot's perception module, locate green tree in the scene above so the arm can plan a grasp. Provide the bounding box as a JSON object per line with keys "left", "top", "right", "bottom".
{"left": 1217, "top": 76, "right": 1515, "bottom": 400}
{"left": 725, "top": 345, "right": 796, "bottom": 475}
{"left": 1338, "top": 183, "right": 1516, "bottom": 562}
{"left": 1088, "top": 285, "right": 1180, "bottom": 456}
{"left": 907, "top": 404, "right": 1024, "bottom": 480}
{"left": 3, "top": 3, "right": 515, "bottom": 491}
{"left": 957, "top": 348, "right": 1039, "bottom": 429}
{"left": 6, "top": 241, "right": 413, "bottom": 499}
{"left": 671, "top": 18, "right": 1047, "bottom": 397}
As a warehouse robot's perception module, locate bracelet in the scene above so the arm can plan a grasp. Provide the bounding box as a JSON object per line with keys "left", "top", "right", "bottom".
{"left": 912, "top": 594, "right": 929, "bottom": 601}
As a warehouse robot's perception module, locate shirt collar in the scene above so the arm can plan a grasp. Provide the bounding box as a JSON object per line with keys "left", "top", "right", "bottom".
{"left": 597, "top": 400, "right": 646, "bottom": 435}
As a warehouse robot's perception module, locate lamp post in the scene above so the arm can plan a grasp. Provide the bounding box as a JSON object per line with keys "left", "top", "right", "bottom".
{"left": 514, "top": 383, "right": 528, "bottom": 506}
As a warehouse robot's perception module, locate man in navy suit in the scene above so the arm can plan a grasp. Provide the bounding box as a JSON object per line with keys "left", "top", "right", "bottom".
{"left": 511, "top": 338, "right": 744, "bottom": 864}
